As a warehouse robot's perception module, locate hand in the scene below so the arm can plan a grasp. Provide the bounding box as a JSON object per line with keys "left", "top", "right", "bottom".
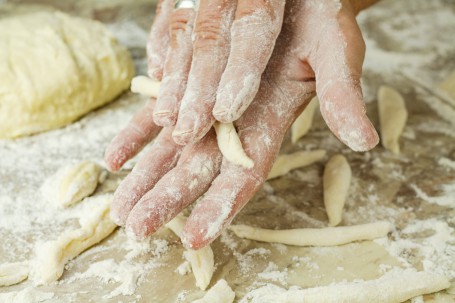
{"left": 105, "top": 0, "right": 379, "bottom": 249}
{"left": 146, "top": 0, "right": 286, "bottom": 145}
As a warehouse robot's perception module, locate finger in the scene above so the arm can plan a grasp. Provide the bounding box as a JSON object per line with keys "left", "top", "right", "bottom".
{"left": 110, "top": 127, "right": 182, "bottom": 226}
{"left": 172, "top": 0, "right": 236, "bottom": 145}
{"left": 147, "top": 0, "right": 174, "bottom": 80}
{"left": 104, "top": 100, "right": 161, "bottom": 172}
{"left": 213, "top": 0, "right": 285, "bottom": 122}
{"left": 125, "top": 130, "right": 222, "bottom": 240}
{"left": 181, "top": 79, "right": 308, "bottom": 249}
{"left": 153, "top": 8, "right": 195, "bottom": 127}
{"left": 309, "top": 11, "right": 379, "bottom": 152}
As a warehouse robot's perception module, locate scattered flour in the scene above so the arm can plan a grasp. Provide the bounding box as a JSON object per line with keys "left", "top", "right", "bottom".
{"left": 410, "top": 183, "right": 455, "bottom": 208}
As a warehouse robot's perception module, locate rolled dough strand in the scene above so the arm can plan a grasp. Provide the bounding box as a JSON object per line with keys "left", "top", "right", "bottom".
{"left": 323, "top": 154, "right": 351, "bottom": 226}
{"left": 31, "top": 194, "right": 117, "bottom": 285}
{"left": 229, "top": 221, "right": 392, "bottom": 247}
{"left": 378, "top": 86, "right": 408, "bottom": 154}
{"left": 213, "top": 122, "right": 254, "bottom": 169}
{"left": 267, "top": 150, "right": 326, "bottom": 180}
{"left": 193, "top": 279, "right": 236, "bottom": 303}
{"left": 166, "top": 215, "right": 215, "bottom": 290}
{"left": 247, "top": 269, "right": 450, "bottom": 303}
{"left": 130, "top": 75, "right": 161, "bottom": 98}
{"left": 0, "top": 262, "right": 29, "bottom": 286}
{"left": 291, "top": 96, "right": 319, "bottom": 143}
{"left": 130, "top": 77, "right": 254, "bottom": 169}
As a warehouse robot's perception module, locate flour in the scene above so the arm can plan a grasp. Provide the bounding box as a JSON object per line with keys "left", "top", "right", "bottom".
{"left": 1, "top": 0, "right": 455, "bottom": 301}
{"left": 410, "top": 183, "right": 455, "bottom": 208}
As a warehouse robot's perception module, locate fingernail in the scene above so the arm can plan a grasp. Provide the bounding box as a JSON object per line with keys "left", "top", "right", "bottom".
{"left": 173, "top": 116, "right": 195, "bottom": 145}
{"left": 153, "top": 110, "right": 175, "bottom": 127}
{"left": 148, "top": 67, "right": 162, "bottom": 81}
{"left": 212, "top": 107, "right": 231, "bottom": 122}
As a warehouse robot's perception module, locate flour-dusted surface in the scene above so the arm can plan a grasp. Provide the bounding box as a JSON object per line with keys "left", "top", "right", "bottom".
{"left": 1, "top": 0, "right": 454, "bottom": 302}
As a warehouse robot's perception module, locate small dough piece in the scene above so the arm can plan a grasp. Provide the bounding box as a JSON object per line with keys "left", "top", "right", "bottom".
{"left": 193, "top": 279, "right": 236, "bottom": 303}
{"left": 323, "top": 154, "right": 351, "bottom": 226}
{"left": 166, "top": 215, "right": 215, "bottom": 290}
{"left": 0, "top": 12, "right": 134, "bottom": 139}
{"left": 439, "top": 70, "right": 455, "bottom": 100}
{"left": 291, "top": 96, "right": 319, "bottom": 143}
{"left": 130, "top": 79, "right": 252, "bottom": 169}
{"left": 229, "top": 221, "right": 392, "bottom": 247}
{"left": 0, "top": 262, "right": 29, "bottom": 286}
{"left": 240, "top": 269, "right": 450, "bottom": 303}
{"left": 31, "top": 194, "right": 117, "bottom": 285}
{"left": 267, "top": 150, "right": 326, "bottom": 180}
{"left": 130, "top": 75, "right": 161, "bottom": 98}
{"left": 378, "top": 86, "right": 408, "bottom": 154}
{"left": 213, "top": 122, "right": 254, "bottom": 169}
{"left": 41, "top": 161, "right": 102, "bottom": 208}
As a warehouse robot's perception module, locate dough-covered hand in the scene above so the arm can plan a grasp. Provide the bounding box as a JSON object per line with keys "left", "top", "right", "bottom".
{"left": 146, "top": 0, "right": 286, "bottom": 145}
{"left": 104, "top": 0, "right": 379, "bottom": 249}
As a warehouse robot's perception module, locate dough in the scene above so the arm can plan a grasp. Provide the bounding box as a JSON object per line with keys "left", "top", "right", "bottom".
{"left": 229, "top": 221, "right": 392, "bottom": 247}
{"left": 193, "top": 279, "right": 236, "bottom": 303}
{"left": 291, "top": 96, "right": 319, "bottom": 143}
{"left": 130, "top": 76, "right": 161, "bottom": 98}
{"left": 213, "top": 122, "right": 254, "bottom": 169}
{"left": 41, "top": 161, "right": 102, "bottom": 208}
{"left": 323, "top": 154, "right": 351, "bottom": 226}
{"left": 0, "top": 262, "right": 29, "bottom": 286}
{"left": 267, "top": 150, "right": 326, "bottom": 180}
{"left": 0, "top": 12, "right": 134, "bottom": 139}
{"left": 166, "top": 215, "right": 215, "bottom": 290}
{"left": 378, "top": 86, "right": 408, "bottom": 154}
{"left": 130, "top": 77, "right": 254, "bottom": 168}
{"left": 31, "top": 194, "right": 117, "bottom": 285}
{"left": 240, "top": 269, "right": 450, "bottom": 303}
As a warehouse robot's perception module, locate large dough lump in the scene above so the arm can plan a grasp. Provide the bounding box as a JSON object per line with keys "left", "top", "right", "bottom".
{"left": 0, "top": 12, "right": 134, "bottom": 138}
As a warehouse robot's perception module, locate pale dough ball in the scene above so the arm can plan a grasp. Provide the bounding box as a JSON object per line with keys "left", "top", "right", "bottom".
{"left": 0, "top": 11, "right": 135, "bottom": 138}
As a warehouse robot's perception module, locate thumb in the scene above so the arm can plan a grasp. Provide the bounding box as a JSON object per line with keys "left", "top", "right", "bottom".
{"left": 310, "top": 13, "right": 378, "bottom": 152}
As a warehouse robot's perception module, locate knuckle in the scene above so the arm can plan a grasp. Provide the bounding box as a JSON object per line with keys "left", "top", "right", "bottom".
{"left": 193, "top": 11, "right": 229, "bottom": 49}
{"left": 169, "top": 9, "right": 194, "bottom": 40}
{"left": 236, "top": 0, "right": 269, "bottom": 19}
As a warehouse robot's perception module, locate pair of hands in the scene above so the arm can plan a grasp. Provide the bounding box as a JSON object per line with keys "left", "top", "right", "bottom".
{"left": 104, "top": 0, "right": 379, "bottom": 249}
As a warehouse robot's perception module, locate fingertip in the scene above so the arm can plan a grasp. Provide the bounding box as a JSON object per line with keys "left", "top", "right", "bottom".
{"left": 181, "top": 225, "right": 212, "bottom": 250}
{"left": 109, "top": 203, "right": 125, "bottom": 227}
{"left": 125, "top": 214, "right": 150, "bottom": 242}
{"left": 214, "top": 70, "right": 261, "bottom": 122}
{"left": 147, "top": 67, "right": 163, "bottom": 82}
{"left": 153, "top": 111, "right": 177, "bottom": 127}
{"left": 103, "top": 144, "right": 123, "bottom": 173}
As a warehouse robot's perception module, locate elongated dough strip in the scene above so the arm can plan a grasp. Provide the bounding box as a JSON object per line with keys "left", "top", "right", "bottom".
{"left": 131, "top": 77, "right": 253, "bottom": 168}
{"left": 323, "top": 154, "right": 351, "bottom": 226}
{"left": 166, "top": 215, "right": 215, "bottom": 290}
{"left": 240, "top": 269, "right": 450, "bottom": 303}
{"left": 229, "top": 221, "right": 392, "bottom": 247}
{"left": 291, "top": 96, "right": 319, "bottom": 143}
{"left": 213, "top": 122, "right": 254, "bottom": 169}
{"left": 41, "top": 161, "right": 102, "bottom": 208}
{"left": 193, "top": 279, "right": 236, "bottom": 303}
{"left": 130, "top": 75, "right": 161, "bottom": 98}
{"left": 267, "top": 150, "right": 326, "bottom": 180}
{"left": 378, "top": 86, "right": 408, "bottom": 154}
{"left": 31, "top": 194, "right": 117, "bottom": 285}
{"left": 0, "top": 262, "right": 29, "bottom": 286}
